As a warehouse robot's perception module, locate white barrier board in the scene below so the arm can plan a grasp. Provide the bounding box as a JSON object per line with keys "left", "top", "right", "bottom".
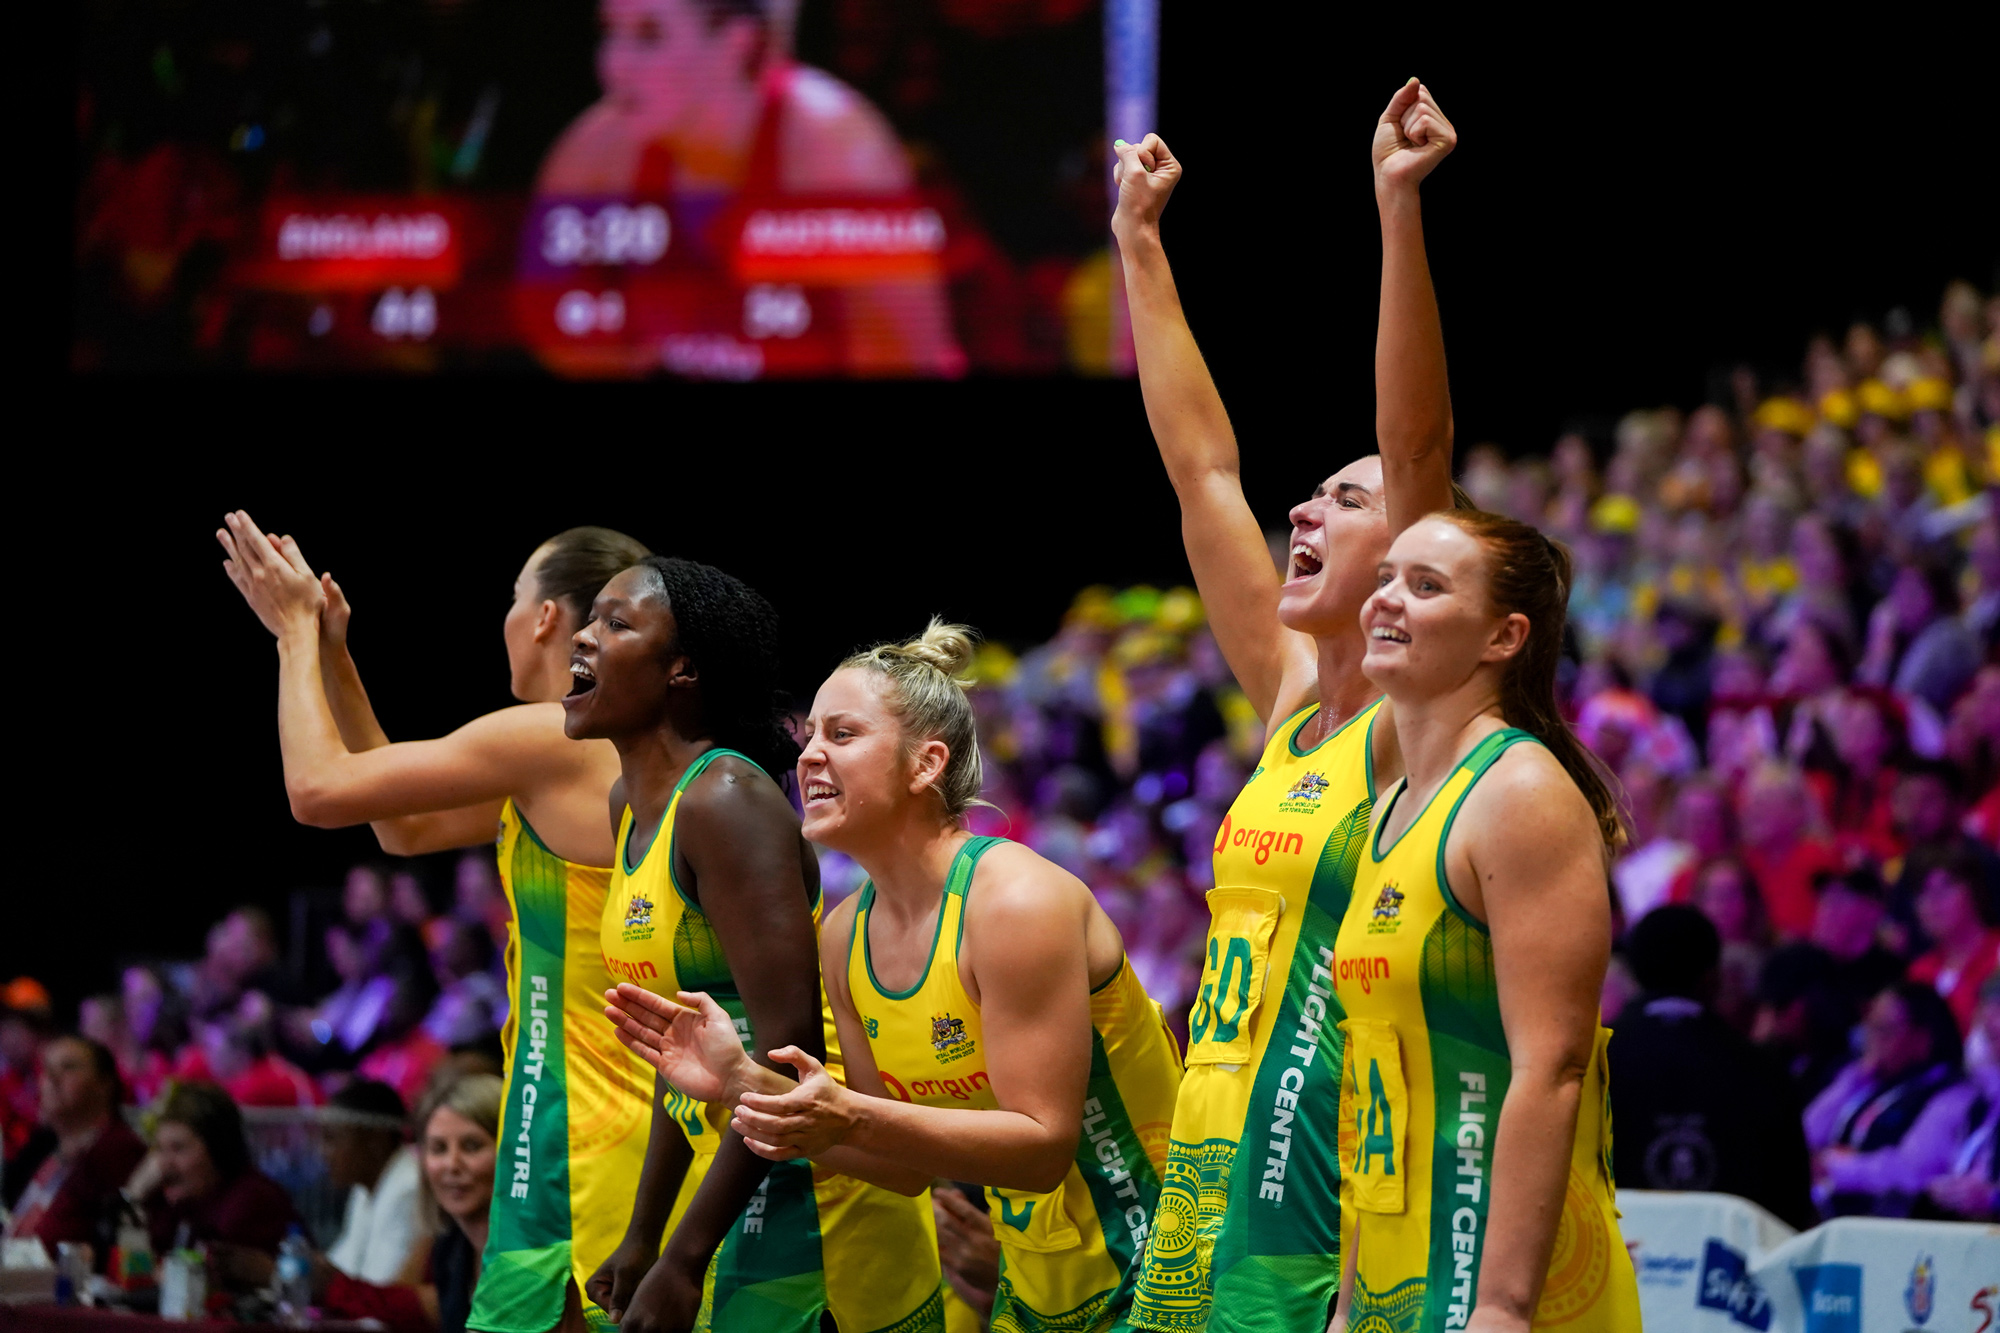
{"left": 1617, "top": 1190, "right": 2000, "bottom": 1331}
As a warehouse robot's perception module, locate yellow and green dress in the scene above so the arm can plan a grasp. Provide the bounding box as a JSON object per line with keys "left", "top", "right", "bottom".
{"left": 1130, "top": 701, "right": 1379, "bottom": 1332}
{"left": 848, "top": 835, "right": 1183, "bottom": 1333}
{"left": 1335, "top": 729, "right": 1639, "bottom": 1331}
{"left": 467, "top": 801, "right": 660, "bottom": 1333}
{"left": 600, "top": 747, "right": 944, "bottom": 1333}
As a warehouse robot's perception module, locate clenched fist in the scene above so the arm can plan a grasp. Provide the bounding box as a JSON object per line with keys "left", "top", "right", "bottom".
{"left": 1373, "top": 78, "right": 1457, "bottom": 199}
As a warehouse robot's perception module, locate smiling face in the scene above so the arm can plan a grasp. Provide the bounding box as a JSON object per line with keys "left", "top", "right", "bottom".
{"left": 1277, "top": 456, "right": 1394, "bottom": 638}
{"left": 561, "top": 566, "right": 687, "bottom": 740}
{"left": 1359, "top": 516, "right": 1527, "bottom": 700}
{"left": 796, "top": 668, "right": 944, "bottom": 854}
{"left": 423, "top": 1106, "right": 497, "bottom": 1229}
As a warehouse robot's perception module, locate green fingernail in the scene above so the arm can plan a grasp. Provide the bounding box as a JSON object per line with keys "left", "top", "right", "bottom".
{"left": 1114, "top": 139, "right": 1128, "bottom": 147}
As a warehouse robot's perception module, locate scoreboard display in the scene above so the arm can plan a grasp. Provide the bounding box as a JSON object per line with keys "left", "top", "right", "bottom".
{"left": 73, "top": 0, "right": 1158, "bottom": 379}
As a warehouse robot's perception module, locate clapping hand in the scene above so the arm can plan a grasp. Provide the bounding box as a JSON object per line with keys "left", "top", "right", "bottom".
{"left": 1373, "top": 78, "right": 1457, "bottom": 198}
{"left": 730, "top": 1046, "right": 857, "bottom": 1160}
{"left": 604, "top": 985, "right": 749, "bottom": 1105}
{"left": 218, "top": 511, "right": 328, "bottom": 638}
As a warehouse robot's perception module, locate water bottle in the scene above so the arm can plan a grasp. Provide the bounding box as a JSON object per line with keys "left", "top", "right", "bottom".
{"left": 275, "top": 1226, "right": 313, "bottom": 1326}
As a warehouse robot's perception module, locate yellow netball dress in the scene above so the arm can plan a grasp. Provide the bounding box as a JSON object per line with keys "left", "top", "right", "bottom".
{"left": 467, "top": 800, "right": 659, "bottom": 1333}
{"left": 1130, "top": 701, "right": 1379, "bottom": 1333}
{"left": 848, "top": 835, "right": 1182, "bottom": 1333}
{"left": 600, "top": 747, "right": 945, "bottom": 1333}
{"left": 1335, "top": 729, "right": 1639, "bottom": 1331}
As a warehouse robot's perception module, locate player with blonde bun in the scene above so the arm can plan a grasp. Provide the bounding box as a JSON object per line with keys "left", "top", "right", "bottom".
{"left": 607, "top": 619, "right": 1185, "bottom": 1333}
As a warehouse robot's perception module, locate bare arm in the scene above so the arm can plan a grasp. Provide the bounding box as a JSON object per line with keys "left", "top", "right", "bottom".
{"left": 219, "top": 513, "right": 544, "bottom": 848}
{"left": 1372, "top": 79, "right": 1460, "bottom": 536}
{"left": 730, "top": 850, "right": 1093, "bottom": 1193}
{"left": 1451, "top": 751, "right": 1611, "bottom": 1332}
{"left": 1110, "top": 137, "right": 1312, "bottom": 722}
{"left": 626, "top": 762, "right": 828, "bottom": 1332}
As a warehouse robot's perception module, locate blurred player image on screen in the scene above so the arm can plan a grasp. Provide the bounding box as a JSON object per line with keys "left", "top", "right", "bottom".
{"left": 522, "top": 0, "right": 964, "bottom": 378}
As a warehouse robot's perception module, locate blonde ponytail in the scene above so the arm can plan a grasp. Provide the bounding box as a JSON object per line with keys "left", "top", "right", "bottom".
{"left": 842, "top": 619, "right": 984, "bottom": 822}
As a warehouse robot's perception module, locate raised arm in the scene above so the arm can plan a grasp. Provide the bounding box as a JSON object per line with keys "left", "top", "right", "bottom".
{"left": 219, "top": 512, "right": 554, "bottom": 847}
{"left": 1372, "top": 79, "right": 1459, "bottom": 535}
{"left": 1110, "top": 137, "right": 1310, "bottom": 722}
{"left": 1455, "top": 753, "right": 1611, "bottom": 1333}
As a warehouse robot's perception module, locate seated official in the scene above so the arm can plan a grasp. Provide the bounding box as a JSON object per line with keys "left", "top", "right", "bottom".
{"left": 0, "top": 1035, "right": 146, "bottom": 1257}
{"left": 1609, "top": 907, "right": 1817, "bottom": 1229}
{"left": 1914, "top": 974, "right": 2000, "bottom": 1221}
{"left": 218, "top": 1073, "right": 502, "bottom": 1333}
{"left": 131, "top": 1081, "right": 303, "bottom": 1254}
{"left": 324, "top": 1079, "right": 421, "bottom": 1283}
{"left": 1805, "top": 981, "right": 1965, "bottom": 1216}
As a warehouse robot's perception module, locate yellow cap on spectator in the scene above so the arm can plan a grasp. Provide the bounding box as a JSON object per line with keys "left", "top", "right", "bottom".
{"left": 1906, "top": 377, "right": 1953, "bottom": 412}
{"left": 1590, "top": 494, "right": 1641, "bottom": 535}
{"left": 1067, "top": 585, "right": 1121, "bottom": 629}
{"left": 1154, "top": 586, "right": 1204, "bottom": 633}
{"left": 1847, "top": 447, "right": 1884, "bottom": 498}
{"left": 1752, "top": 396, "right": 1817, "bottom": 436}
{"left": 1819, "top": 388, "right": 1860, "bottom": 429}
{"left": 1856, "top": 378, "right": 1911, "bottom": 420}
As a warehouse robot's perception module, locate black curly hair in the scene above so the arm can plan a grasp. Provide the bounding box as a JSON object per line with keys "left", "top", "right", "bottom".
{"left": 636, "top": 556, "right": 800, "bottom": 780}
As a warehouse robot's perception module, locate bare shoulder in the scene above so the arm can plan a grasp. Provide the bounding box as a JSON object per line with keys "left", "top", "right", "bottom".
{"left": 781, "top": 67, "right": 910, "bottom": 192}
{"left": 1455, "top": 741, "right": 1600, "bottom": 862}
{"left": 675, "top": 754, "right": 797, "bottom": 836}
{"left": 536, "top": 103, "right": 640, "bottom": 192}
{"left": 962, "top": 840, "right": 1090, "bottom": 931}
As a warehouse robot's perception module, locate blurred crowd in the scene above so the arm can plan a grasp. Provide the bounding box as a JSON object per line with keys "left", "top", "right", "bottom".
{"left": 7, "top": 281, "right": 2000, "bottom": 1299}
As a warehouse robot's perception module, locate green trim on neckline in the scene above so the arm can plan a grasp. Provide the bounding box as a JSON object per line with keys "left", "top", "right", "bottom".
{"left": 861, "top": 836, "right": 1006, "bottom": 1002}
{"left": 1369, "top": 727, "right": 1531, "bottom": 866}
{"left": 1286, "top": 696, "right": 1384, "bottom": 759}
{"left": 620, "top": 746, "right": 756, "bottom": 891}
{"left": 1433, "top": 730, "right": 1539, "bottom": 934}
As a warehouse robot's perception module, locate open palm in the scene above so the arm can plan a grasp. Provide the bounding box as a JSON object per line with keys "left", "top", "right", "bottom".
{"left": 603, "top": 985, "right": 746, "bottom": 1105}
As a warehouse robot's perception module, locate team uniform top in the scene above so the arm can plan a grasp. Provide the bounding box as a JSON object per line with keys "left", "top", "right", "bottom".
{"left": 599, "top": 747, "right": 944, "bottom": 1333}
{"left": 847, "top": 835, "right": 1182, "bottom": 1333}
{"left": 1131, "top": 700, "right": 1381, "bottom": 1333}
{"left": 1336, "top": 729, "right": 1638, "bottom": 1331}
{"left": 469, "top": 801, "right": 656, "bottom": 1333}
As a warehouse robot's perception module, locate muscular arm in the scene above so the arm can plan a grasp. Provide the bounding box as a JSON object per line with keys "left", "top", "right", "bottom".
{"left": 649, "top": 763, "right": 828, "bottom": 1287}
{"left": 1372, "top": 80, "right": 1460, "bottom": 536}
{"left": 1453, "top": 752, "right": 1610, "bottom": 1330}
{"left": 1110, "top": 136, "right": 1311, "bottom": 723}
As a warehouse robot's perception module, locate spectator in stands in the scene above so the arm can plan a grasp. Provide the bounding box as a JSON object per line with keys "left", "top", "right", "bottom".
{"left": 78, "top": 993, "right": 167, "bottom": 1109}
{"left": 1859, "top": 561, "right": 1981, "bottom": 714}
{"left": 356, "top": 959, "right": 446, "bottom": 1106}
{"left": 1908, "top": 849, "right": 2000, "bottom": 1034}
{"left": 1609, "top": 907, "right": 1816, "bottom": 1228}
{"left": 451, "top": 851, "right": 510, "bottom": 959}
{"left": 1693, "top": 857, "right": 1770, "bottom": 1032}
{"left": 119, "top": 964, "right": 188, "bottom": 1104}
{"left": 132, "top": 1081, "right": 304, "bottom": 1254}
{"left": 345, "top": 864, "right": 392, "bottom": 928}
{"left": 0, "top": 992, "right": 50, "bottom": 1166}
{"left": 423, "top": 920, "right": 506, "bottom": 1048}
{"left": 1886, "top": 759, "right": 2000, "bottom": 925}
{"left": 391, "top": 869, "right": 450, "bottom": 955}
{"left": 188, "top": 992, "right": 320, "bottom": 1107}
{"left": 1754, "top": 944, "right": 1855, "bottom": 1103}
{"left": 0, "top": 1035, "right": 147, "bottom": 1257}
{"left": 1805, "top": 981, "right": 1965, "bottom": 1216}
{"left": 1917, "top": 973, "right": 2000, "bottom": 1221}
{"left": 1737, "top": 761, "right": 1841, "bottom": 940}
{"left": 1809, "top": 870, "right": 1906, "bottom": 1014}
{"left": 324, "top": 1079, "right": 422, "bottom": 1284}
{"left": 190, "top": 906, "right": 290, "bottom": 1019}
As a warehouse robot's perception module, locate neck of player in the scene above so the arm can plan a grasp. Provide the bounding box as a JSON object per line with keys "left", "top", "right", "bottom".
{"left": 1385, "top": 674, "right": 1505, "bottom": 808}
{"left": 1311, "top": 617, "right": 1384, "bottom": 741}
{"left": 852, "top": 816, "right": 971, "bottom": 929}
{"left": 614, "top": 718, "right": 716, "bottom": 841}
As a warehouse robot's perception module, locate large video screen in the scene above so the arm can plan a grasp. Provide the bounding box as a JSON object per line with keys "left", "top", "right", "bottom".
{"left": 74, "top": 0, "right": 1152, "bottom": 377}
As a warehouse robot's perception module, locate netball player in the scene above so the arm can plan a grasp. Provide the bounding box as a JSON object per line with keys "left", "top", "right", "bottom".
{"left": 1338, "top": 510, "right": 1638, "bottom": 1330}
{"left": 1108, "top": 82, "right": 1459, "bottom": 1330}
{"left": 217, "top": 514, "right": 658, "bottom": 1333}
{"left": 563, "top": 557, "right": 940, "bottom": 1333}
{"left": 607, "top": 621, "right": 1184, "bottom": 1331}
{"left": 532, "top": 0, "right": 959, "bottom": 376}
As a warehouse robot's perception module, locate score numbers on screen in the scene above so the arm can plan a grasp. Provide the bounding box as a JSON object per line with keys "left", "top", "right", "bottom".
{"left": 540, "top": 203, "right": 671, "bottom": 267}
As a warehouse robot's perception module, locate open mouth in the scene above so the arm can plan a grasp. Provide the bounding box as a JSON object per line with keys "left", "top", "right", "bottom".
{"left": 803, "top": 781, "right": 838, "bottom": 806}
{"left": 1370, "top": 626, "right": 1410, "bottom": 644}
{"left": 1290, "top": 543, "right": 1324, "bottom": 580}
{"left": 567, "top": 660, "right": 597, "bottom": 697}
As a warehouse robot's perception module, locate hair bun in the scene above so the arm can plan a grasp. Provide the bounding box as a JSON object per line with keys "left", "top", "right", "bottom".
{"left": 894, "top": 618, "right": 977, "bottom": 680}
